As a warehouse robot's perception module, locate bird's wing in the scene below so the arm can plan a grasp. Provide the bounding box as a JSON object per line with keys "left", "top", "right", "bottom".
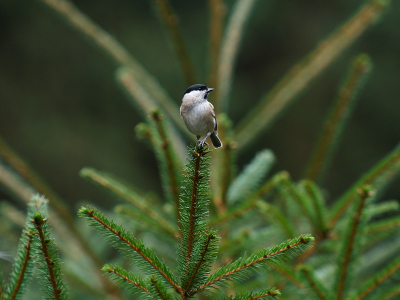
{"left": 208, "top": 102, "right": 218, "bottom": 134}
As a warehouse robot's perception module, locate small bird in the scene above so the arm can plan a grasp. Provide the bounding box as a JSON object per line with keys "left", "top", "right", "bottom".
{"left": 180, "top": 84, "right": 222, "bottom": 149}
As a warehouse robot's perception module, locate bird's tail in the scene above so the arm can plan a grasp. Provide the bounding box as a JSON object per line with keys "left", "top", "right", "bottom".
{"left": 210, "top": 132, "right": 222, "bottom": 149}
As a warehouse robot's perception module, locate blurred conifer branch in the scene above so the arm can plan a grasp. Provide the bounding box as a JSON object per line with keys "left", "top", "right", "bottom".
{"left": 299, "top": 265, "right": 333, "bottom": 300}
{"left": 153, "top": 0, "right": 197, "bottom": 86}
{"left": 334, "top": 187, "right": 371, "bottom": 300}
{"left": 329, "top": 143, "right": 400, "bottom": 228}
{"left": 235, "top": 0, "right": 390, "bottom": 150}
{"left": 116, "top": 66, "right": 191, "bottom": 149}
{"left": 38, "top": 0, "right": 184, "bottom": 136}
{"left": 305, "top": 54, "right": 372, "bottom": 182}
{"left": 80, "top": 167, "right": 177, "bottom": 235}
{"left": 0, "top": 137, "right": 123, "bottom": 298}
{"left": 208, "top": 0, "right": 226, "bottom": 90}
{"left": 216, "top": 0, "right": 257, "bottom": 113}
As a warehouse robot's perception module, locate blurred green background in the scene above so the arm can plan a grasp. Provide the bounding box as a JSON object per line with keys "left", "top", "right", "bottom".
{"left": 0, "top": 0, "right": 399, "bottom": 213}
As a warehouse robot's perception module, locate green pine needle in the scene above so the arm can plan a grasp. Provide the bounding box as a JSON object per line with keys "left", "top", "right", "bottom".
{"left": 200, "top": 234, "right": 314, "bottom": 292}
{"left": 30, "top": 211, "right": 69, "bottom": 300}
{"left": 3, "top": 229, "right": 35, "bottom": 300}
{"left": 102, "top": 264, "right": 155, "bottom": 299}
{"left": 78, "top": 206, "right": 180, "bottom": 293}
{"left": 177, "top": 145, "right": 217, "bottom": 292}
{"left": 227, "top": 149, "right": 275, "bottom": 204}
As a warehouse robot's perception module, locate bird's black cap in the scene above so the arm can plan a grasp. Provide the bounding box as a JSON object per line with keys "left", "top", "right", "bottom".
{"left": 183, "top": 84, "right": 208, "bottom": 96}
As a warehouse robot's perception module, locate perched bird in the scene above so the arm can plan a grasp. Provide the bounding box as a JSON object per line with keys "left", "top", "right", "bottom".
{"left": 180, "top": 84, "right": 222, "bottom": 149}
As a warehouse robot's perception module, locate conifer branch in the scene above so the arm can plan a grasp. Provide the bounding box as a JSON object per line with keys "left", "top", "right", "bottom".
{"left": 302, "top": 180, "right": 328, "bottom": 235}
{"left": 0, "top": 164, "right": 35, "bottom": 204}
{"left": 185, "top": 147, "right": 204, "bottom": 265}
{"left": 216, "top": 0, "right": 258, "bottom": 112}
{"left": 208, "top": 0, "right": 226, "bottom": 90}
{"left": 115, "top": 205, "right": 177, "bottom": 238}
{"left": 79, "top": 207, "right": 181, "bottom": 293}
{"left": 335, "top": 187, "right": 371, "bottom": 300}
{"left": 217, "top": 288, "right": 281, "bottom": 299}
{"left": 362, "top": 215, "right": 400, "bottom": 235}
{"left": 278, "top": 177, "right": 318, "bottom": 230}
{"left": 375, "top": 286, "right": 400, "bottom": 300}
{"left": 211, "top": 114, "right": 235, "bottom": 215}
{"left": 329, "top": 143, "right": 400, "bottom": 228}
{"left": 31, "top": 213, "right": 68, "bottom": 299}
{"left": 80, "top": 167, "right": 176, "bottom": 235}
{"left": 38, "top": 0, "right": 184, "bottom": 133}
{"left": 153, "top": 0, "right": 196, "bottom": 86}
{"left": 270, "top": 264, "right": 306, "bottom": 290}
{"left": 257, "top": 201, "right": 296, "bottom": 239}
{"left": 235, "top": 0, "right": 390, "bottom": 150}
{"left": 300, "top": 266, "right": 332, "bottom": 300}
{"left": 102, "top": 264, "right": 154, "bottom": 298}
{"left": 305, "top": 54, "right": 372, "bottom": 182}
{"left": 210, "top": 171, "right": 287, "bottom": 227}
{"left": 7, "top": 231, "right": 33, "bottom": 300}
{"left": 117, "top": 68, "right": 190, "bottom": 149}
{"left": 196, "top": 235, "right": 314, "bottom": 292}
{"left": 0, "top": 138, "right": 117, "bottom": 296}
{"left": 150, "top": 109, "right": 182, "bottom": 216}
{"left": 184, "top": 232, "right": 216, "bottom": 295}
{"left": 350, "top": 253, "right": 400, "bottom": 300}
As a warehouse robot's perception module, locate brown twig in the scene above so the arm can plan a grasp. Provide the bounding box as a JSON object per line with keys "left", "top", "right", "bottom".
{"left": 9, "top": 232, "right": 33, "bottom": 300}
{"left": 87, "top": 210, "right": 182, "bottom": 294}
{"left": 32, "top": 217, "right": 62, "bottom": 300}
{"left": 336, "top": 188, "right": 370, "bottom": 300}
{"left": 154, "top": 0, "right": 196, "bottom": 86}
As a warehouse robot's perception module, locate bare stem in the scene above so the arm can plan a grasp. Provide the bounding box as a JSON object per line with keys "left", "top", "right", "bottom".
{"left": 9, "top": 232, "right": 33, "bottom": 300}
{"left": 235, "top": 0, "right": 390, "bottom": 150}
{"left": 154, "top": 0, "right": 196, "bottom": 85}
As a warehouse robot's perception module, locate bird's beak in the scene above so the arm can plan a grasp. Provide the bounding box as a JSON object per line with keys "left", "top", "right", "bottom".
{"left": 207, "top": 88, "right": 214, "bottom": 93}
